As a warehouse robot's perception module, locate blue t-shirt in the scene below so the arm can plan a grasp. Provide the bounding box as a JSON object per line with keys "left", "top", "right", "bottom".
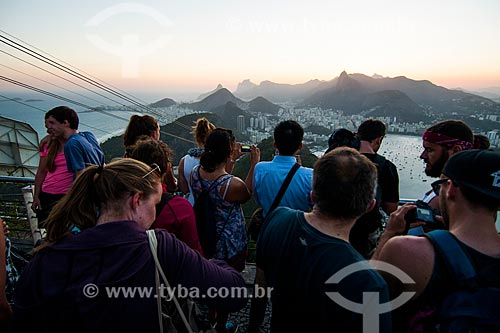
{"left": 257, "top": 207, "right": 391, "bottom": 333}
{"left": 64, "top": 132, "right": 104, "bottom": 175}
{"left": 253, "top": 155, "right": 313, "bottom": 217}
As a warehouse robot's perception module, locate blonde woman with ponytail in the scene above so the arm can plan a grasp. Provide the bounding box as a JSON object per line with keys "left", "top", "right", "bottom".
{"left": 178, "top": 117, "right": 216, "bottom": 205}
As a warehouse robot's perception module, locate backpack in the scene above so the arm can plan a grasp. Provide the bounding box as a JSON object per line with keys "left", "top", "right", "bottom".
{"left": 192, "top": 169, "right": 232, "bottom": 259}
{"left": 424, "top": 230, "right": 500, "bottom": 333}
{"left": 350, "top": 154, "right": 387, "bottom": 258}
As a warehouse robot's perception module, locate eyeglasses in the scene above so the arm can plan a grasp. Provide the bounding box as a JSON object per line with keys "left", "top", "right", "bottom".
{"left": 431, "top": 178, "right": 450, "bottom": 196}
{"left": 142, "top": 163, "right": 161, "bottom": 178}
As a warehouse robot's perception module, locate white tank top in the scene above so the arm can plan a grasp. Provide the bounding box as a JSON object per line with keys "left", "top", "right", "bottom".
{"left": 422, "top": 189, "right": 437, "bottom": 204}
{"left": 183, "top": 154, "right": 200, "bottom": 205}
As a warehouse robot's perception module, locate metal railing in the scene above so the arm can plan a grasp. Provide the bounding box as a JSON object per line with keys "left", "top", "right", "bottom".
{"left": 0, "top": 175, "right": 41, "bottom": 245}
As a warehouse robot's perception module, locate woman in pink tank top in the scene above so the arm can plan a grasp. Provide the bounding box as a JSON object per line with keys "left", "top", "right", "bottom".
{"left": 32, "top": 134, "right": 73, "bottom": 226}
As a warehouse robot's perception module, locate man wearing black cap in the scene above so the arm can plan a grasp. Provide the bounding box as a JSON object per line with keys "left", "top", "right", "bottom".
{"left": 372, "top": 149, "right": 500, "bottom": 331}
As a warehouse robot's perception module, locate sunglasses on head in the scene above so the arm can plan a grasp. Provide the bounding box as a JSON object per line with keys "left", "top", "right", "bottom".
{"left": 142, "top": 163, "right": 161, "bottom": 178}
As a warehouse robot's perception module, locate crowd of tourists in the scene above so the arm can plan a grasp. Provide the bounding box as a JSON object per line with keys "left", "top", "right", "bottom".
{"left": 1, "top": 105, "right": 499, "bottom": 333}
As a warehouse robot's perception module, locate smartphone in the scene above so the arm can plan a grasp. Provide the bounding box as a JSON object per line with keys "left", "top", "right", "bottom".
{"left": 241, "top": 145, "right": 251, "bottom": 152}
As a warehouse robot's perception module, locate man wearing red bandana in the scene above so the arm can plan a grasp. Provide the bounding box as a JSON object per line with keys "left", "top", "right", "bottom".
{"left": 420, "top": 120, "right": 473, "bottom": 210}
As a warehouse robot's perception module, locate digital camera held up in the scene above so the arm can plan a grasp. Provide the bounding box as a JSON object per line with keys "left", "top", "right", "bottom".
{"left": 404, "top": 200, "right": 444, "bottom": 231}
{"left": 240, "top": 145, "right": 251, "bottom": 153}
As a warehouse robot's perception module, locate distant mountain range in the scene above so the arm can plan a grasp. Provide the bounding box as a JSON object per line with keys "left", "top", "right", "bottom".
{"left": 149, "top": 97, "right": 176, "bottom": 108}
{"left": 233, "top": 71, "right": 500, "bottom": 122}
{"left": 455, "top": 87, "right": 500, "bottom": 103}
{"left": 196, "top": 83, "right": 225, "bottom": 101}
{"left": 150, "top": 71, "right": 500, "bottom": 124}
{"left": 180, "top": 88, "right": 283, "bottom": 116}
{"left": 235, "top": 79, "right": 326, "bottom": 102}
{"left": 181, "top": 88, "right": 247, "bottom": 111}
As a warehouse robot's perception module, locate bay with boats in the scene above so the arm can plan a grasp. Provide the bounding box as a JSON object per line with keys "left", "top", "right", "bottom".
{"left": 1, "top": 100, "right": 499, "bottom": 231}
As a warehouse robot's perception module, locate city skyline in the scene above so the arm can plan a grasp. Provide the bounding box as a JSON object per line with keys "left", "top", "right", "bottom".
{"left": 1, "top": 0, "right": 500, "bottom": 102}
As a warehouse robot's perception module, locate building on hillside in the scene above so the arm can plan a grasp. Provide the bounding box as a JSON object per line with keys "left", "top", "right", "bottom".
{"left": 237, "top": 115, "right": 245, "bottom": 133}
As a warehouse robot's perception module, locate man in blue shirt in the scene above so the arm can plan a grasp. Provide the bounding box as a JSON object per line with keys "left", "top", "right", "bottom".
{"left": 252, "top": 120, "right": 313, "bottom": 218}
{"left": 45, "top": 106, "right": 104, "bottom": 179}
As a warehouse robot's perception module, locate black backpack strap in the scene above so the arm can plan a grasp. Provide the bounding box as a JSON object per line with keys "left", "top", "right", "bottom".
{"left": 205, "top": 173, "right": 227, "bottom": 192}
{"left": 426, "top": 230, "right": 477, "bottom": 285}
{"left": 191, "top": 165, "right": 226, "bottom": 195}
{"left": 268, "top": 163, "right": 301, "bottom": 213}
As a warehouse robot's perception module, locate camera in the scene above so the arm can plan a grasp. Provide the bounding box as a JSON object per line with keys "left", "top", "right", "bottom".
{"left": 404, "top": 200, "right": 443, "bottom": 231}
{"left": 405, "top": 207, "right": 435, "bottom": 223}
{"left": 240, "top": 145, "right": 251, "bottom": 152}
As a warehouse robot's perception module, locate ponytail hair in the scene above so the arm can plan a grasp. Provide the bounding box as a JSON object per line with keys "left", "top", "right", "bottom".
{"left": 200, "top": 128, "right": 234, "bottom": 172}
{"left": 45, "top": 139, "right": 61, "bottom": 172}
{"left": 42, "top": 159, "right": 161, "bottom": 248}
{"left": 124, "top": 115, "right": 159, "bottom": 147}
{"left": 193, "top": 117, "right": 216, "bottom": 148}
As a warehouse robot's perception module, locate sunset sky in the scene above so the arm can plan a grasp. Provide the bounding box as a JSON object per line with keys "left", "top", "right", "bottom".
{"left": 1, "top": 0, "right": 500, "bottom": 101}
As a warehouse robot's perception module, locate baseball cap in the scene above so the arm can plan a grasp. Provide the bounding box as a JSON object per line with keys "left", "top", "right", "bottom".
{"left": 442, "top": 149, "right": 500, "bottom": 200}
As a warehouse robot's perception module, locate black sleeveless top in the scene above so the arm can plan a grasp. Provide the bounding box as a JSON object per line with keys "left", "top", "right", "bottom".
{"left": 421, "top": 233, "right": 500, "bottom": 303}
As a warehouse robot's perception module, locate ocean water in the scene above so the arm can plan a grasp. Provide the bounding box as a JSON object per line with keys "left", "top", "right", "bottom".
{"left": 378, "top": 134, "right": 433, "bottom": 200}
{"left": 0, "top": 97, "right": 137, "bottom": 142}
{"left": 314, "top": 134, "right": 432, "bottom": 199}
{"left": 325, "top": 134, "right": 500, "bottom": 231}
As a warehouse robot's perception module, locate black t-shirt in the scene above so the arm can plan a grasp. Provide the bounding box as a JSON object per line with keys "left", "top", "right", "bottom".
{"left": 350, "top": 153, "right": 399, "bottom": 257}
{"left": 257, "top": 207, "right": 392, "bottom": 333}
{"left": 362, "top": 153, "right": 400, "bottom": 205}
